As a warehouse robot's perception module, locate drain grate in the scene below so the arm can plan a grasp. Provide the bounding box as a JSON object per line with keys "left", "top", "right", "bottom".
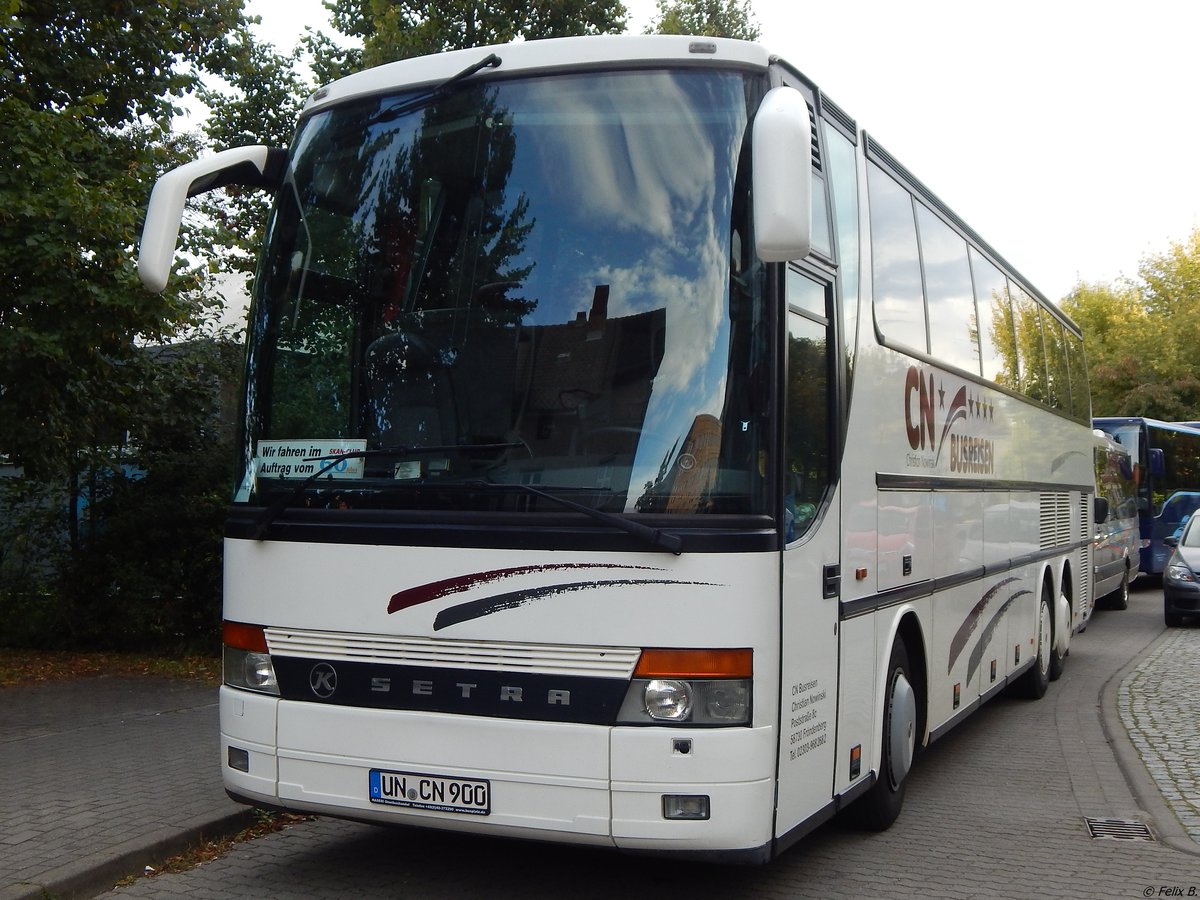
{"left": 1084, "top": 817, "right": 1155, "bottom": 841}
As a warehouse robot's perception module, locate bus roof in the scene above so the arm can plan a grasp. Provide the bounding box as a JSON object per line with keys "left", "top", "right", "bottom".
{"left": 1094, "top": 416, "right": 1200, "bottom": 437}
{"left": 302, "top": 34, "right": 772, "bottom": 117}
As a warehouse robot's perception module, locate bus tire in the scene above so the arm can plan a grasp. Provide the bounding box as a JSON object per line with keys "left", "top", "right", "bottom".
{"left": 1108, "top": 567, "right": 1130, "bottom": 611}
{"left": 1049, "top": 582, "right": 1068, "bottom": 682}
{"left": 1019, "top": 590, "right": 1052, "bottom": 700}
{"left": 852, "top": 640, "right": 917, "bottom": 831}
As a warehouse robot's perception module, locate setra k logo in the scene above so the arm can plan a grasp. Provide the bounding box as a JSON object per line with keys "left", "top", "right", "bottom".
{"left": 309, "top": 663, "right": 337, "bottom": 698}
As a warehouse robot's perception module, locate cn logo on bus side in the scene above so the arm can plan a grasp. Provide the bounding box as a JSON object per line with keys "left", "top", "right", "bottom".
{"left": 905, "top": 366, "right": 943, "bottom": 453}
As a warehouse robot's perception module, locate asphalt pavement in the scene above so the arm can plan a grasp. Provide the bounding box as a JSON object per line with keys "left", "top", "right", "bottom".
{"left": 2, "top": 583, "right": 1198, "bottom": 899}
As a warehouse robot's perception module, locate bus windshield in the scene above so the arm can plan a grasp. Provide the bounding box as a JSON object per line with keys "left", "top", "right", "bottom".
{"left": 237, "top": 68, "right": 768, "bottom": 519}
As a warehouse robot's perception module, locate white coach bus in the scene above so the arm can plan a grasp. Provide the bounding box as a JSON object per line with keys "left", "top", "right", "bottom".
{"left": 139, "top": 35, "right": 1094, "bottom": 863}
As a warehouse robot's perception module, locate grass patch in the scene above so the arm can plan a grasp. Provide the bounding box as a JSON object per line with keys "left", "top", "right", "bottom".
{"left": 0, "top": 649, "right": 221, "bottom": 687}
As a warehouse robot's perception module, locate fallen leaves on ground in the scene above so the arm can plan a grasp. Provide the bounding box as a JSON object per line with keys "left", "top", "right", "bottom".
{"left": 0, "top": 649, "right": 221, "bottom": 687}
{"left": 115, "top": 811, "right": 314, "bottom": 885}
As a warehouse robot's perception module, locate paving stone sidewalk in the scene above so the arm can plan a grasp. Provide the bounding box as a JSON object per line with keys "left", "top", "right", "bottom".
{"left": 0, "top": 677, "right": 250, "bottom": 900}
{"left": 1119, "top": 624, "right": 1200, "bottom": 842}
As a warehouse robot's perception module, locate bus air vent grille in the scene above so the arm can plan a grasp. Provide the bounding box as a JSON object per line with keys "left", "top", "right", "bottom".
{"left": 1039, "top": 492, "right": 1072, "bottom": 549}
{"left": 264, "top": 628, "right": 641, "bottom": 679}
{"left": 1079, "top": 494, "right": 1091, "bottom": 599}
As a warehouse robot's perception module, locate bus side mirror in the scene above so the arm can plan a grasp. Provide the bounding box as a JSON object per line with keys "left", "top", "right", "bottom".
{"left": 139, "top": 145, "right": 288, "bottom": 292}
{"left": 752, "top": 86, "right": 812, "bottom": 263}
{"left": 1149, "top": 448, "right": 1165, "bottom": 478}
{"left": 1093, "top": 496, "right": 1109, "bottom": 525}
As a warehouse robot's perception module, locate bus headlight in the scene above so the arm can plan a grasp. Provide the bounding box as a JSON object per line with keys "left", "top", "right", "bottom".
{"left": 223, "top": 647, "right": 280, "bottom": 695}
{"left": 618, "top": 678, "right": 750, "bottom": 725}
{"left": 222, "top": 620, "right": 280, "bottom": 696}
{"left": 645, "top": 679, "right": 692, "bottom": 720}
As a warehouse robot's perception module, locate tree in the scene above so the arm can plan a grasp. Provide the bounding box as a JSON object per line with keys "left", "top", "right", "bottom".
{"left": 648, "top": 0, "right": 760, "bottom": 39}
{"left": 1061, "top": 227, "right": 1200, "bottom": 420}
{"left": 196, "top": 32, "right": 308, "bottom": 278}
{"left": 307, "top": 0, "right": 628, "bottom": 73}
{"left": 0, "top": 1, "right": 253, "bottom": 649}
{"left": 0, "top": 0, "right": 250, "bottom": 479}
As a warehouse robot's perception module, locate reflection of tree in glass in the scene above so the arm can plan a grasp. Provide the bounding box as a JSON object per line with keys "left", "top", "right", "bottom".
{"left": 360, "top": 86, "right": 536, "bottom": 328}
{"left": 988, "top": 289, "right": 1020, "bottom": 393}
{"left": 1010, "top": 289, "right": 1048, "bottom": 404}
{"left": 785, "top": 331, "right": 827, "bottom": 515}
{"left": 260, "top": 85, "right": 541, "bottom": 444}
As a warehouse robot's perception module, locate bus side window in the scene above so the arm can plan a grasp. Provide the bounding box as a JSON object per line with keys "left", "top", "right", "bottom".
{"left": 969, "top": 248, "right": 1016, "bottom": 389}
{"left": 1010, "top": 284, "right": 1049, "bottom": 404}
{"left": 867, "top": 162, "right": 926, "bottom": 354}
{"left": 916, "top": 204, "right": 979, "bottom": 376}
{"left": 785, "top": 271, "right": 832, "bottom": 543}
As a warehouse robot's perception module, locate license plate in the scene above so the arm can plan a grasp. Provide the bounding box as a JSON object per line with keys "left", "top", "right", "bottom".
{"left": 369, "top": 768, "right": 490, "bottom": 816}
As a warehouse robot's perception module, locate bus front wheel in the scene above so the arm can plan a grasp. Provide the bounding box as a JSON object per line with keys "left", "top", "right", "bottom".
{"left": 852, "top": 639, "right": 917, "bottom": 831}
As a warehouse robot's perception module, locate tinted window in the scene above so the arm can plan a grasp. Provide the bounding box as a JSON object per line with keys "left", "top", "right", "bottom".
{"left": 1010, "top": 284, "right": 1048, "bottom": 403}
{"left": 969, "top": 247, "right": 1016, "bottom": 388}
{"left": 1066, "top": 331, "right": 1089, "bottom": 420}
{"left": 823, "top": 123, "right": 859, "bottom": 378}
{"left": 1042, "top": 310, "right": 1071, "bottom": 411}
{"left": 868, "top": 163, "right": 926, "bottom": 352}
{"left": 917, "top": 205, "right": 979, "bottom": 375}
{"left": 785, "top": 274, "right": 830, "bottom": 543}
{"left": 811, "top": 172, "right": 832, "bottom": 258}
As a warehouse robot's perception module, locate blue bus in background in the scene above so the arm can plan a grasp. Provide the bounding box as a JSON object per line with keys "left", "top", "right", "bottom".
{"left": 1093, "top": 417, "right": 1200, "bottom": 575}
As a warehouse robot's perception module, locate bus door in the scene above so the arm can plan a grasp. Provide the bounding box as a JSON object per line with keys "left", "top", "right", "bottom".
{"left": 775, "top": 270, "right": 841, "bottom": 838}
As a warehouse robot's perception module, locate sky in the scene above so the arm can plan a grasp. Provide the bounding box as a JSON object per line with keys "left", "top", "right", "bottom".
{"left": 244, "top": 0, "right": 1200, "bottom": 304}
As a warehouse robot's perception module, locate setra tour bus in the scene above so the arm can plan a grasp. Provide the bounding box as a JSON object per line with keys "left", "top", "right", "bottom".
{"left": 138, "top": 35, "right": 1095, "bottom": 863}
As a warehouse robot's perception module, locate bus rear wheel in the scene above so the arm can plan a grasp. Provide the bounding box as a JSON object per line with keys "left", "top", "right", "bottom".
{"left": 1049, "top": 582, "right": 1068, "bottom": 681}
{"left": 851, "top": 639, "right": 917, "bottom": 831}
{"left": 1019, "top": 590, "right": 1052, "bottom": 699}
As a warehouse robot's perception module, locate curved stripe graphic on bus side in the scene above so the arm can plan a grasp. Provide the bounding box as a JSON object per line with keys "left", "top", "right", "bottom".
{"left": 387, "top": 564, "right": 664, "bottom": 614}
{"left": 947, "top": 577, "right": 1019, "bottom": 674}
{"left": 432, "top": 578, "right": 719, "bottom": 630}
{"left": 965, "top": 589, "right": 1031, "bottom": 685}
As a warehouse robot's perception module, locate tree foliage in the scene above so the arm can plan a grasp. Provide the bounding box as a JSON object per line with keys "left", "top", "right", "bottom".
{"left": 648, "top": 0, "right": 760, "bottom": 39}
{"left": 196, "top": 32, "right": 308, "bottom": 278}
{"left": 1, "top": 1, "right": 251, "bottom": 648}
{"left": 1, "top": 0, "right": 249, "bottom": 478}
{"left": 1062, "top": 227, "right": 1200, "bottom": 420}
{"left": 306, "top": 0, "right": 627, "bottom": 75}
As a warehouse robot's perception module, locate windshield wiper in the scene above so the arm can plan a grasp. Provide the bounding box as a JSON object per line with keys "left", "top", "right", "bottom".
{"left": 362, "top": 53, "right": 502, "bottom": 131}
{"left": 463, "top": 479, "right": 683, "bottom": 556}
{"left": 252, "top": 441, "right": 524, "bottom": 539}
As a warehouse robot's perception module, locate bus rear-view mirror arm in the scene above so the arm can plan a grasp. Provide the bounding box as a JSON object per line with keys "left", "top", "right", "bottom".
{"left": 752, "top": 85, "right": 812, "bottom": 263}
{"left": 138, "top": 145, "right": 288, "bottom": 292}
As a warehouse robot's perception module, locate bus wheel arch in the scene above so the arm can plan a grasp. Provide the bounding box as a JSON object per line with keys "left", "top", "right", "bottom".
{"left": 850, "top": 614, "right": 925, "bottom": 831}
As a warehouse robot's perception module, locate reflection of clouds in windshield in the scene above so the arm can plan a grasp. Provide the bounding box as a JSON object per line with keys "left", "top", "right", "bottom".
{"left": 599, "top": 221, "right": 727, "bottom": 396}
{"left": 527, "top": 74, "right": 715, "bottom": 239}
